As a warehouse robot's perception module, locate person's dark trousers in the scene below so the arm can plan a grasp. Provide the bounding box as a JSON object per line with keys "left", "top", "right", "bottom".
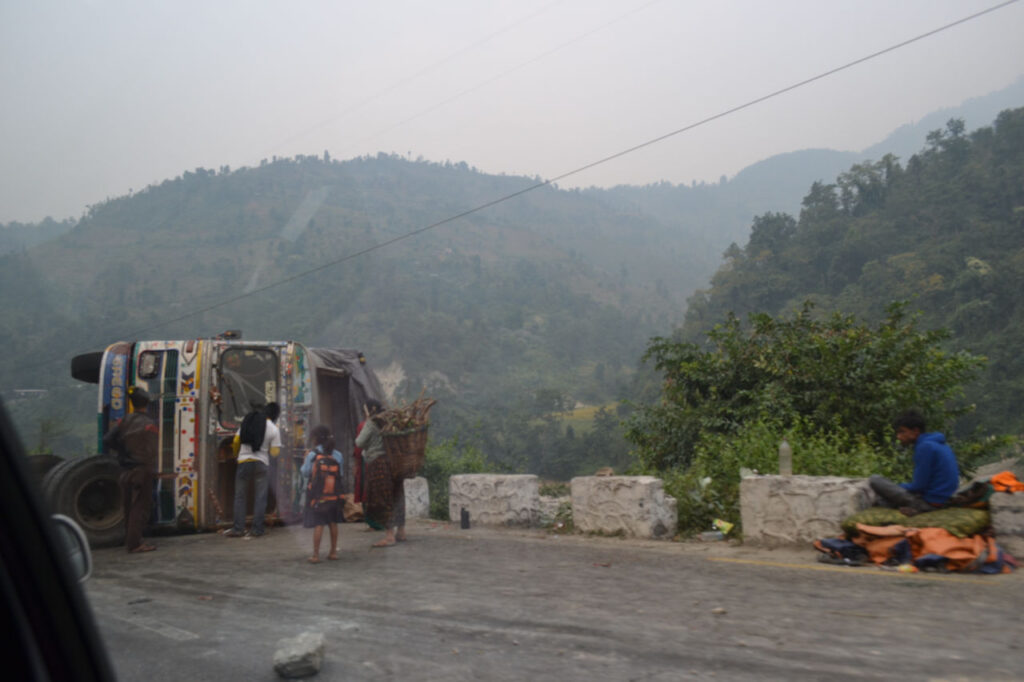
{"left": 120, "top": 466, "right": 153, "bottom": 551}
{"left": 869, "top": 474, "right": 935, "bottom": 513}
{"left": 233, "top": 460, "right": 269, "bottom": 534}
{"left": 390, "top": 476, "right": 406, "bottom": 529}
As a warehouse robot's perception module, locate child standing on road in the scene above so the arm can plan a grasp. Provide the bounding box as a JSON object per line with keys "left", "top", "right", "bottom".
{"left": 301, "top": 425, "right": 344, "bottom": 563}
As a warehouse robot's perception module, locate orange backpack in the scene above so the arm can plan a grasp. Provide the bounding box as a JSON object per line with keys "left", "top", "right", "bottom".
{"left": 307, "top": 452, "right": 342, "bottom": 510}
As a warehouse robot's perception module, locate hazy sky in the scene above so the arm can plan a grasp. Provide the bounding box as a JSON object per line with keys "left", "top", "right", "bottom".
{"left": 2, "top": 0, "right": 1022, "bottom": 223}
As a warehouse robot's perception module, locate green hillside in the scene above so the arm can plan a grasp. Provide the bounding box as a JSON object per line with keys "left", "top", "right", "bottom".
{"left": 4, "top": 104, "right": 1023, "bottom": 477}
{"left": 680, "top": 107, "right": 1024, "bottom": 436}
{"left": 1, "top": 154, "right": 696, "bottom": 477}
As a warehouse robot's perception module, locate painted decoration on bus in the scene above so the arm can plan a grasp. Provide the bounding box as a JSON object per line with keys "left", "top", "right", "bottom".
{"left": 179, "top": 339, "right": 200, "bottom": 398}
{"left": 292, "top": 345, "right": 311, "bottom": 404}
{"left": 102, "top": 342, "right": 132, "bottom": 424}
{"left": 175, "top": 399, "right": 198, "bottom": 526}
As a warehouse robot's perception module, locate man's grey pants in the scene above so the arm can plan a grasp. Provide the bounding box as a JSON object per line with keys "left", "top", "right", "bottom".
{"left": 868, "top": 474, "right": 935, "bottom": 513}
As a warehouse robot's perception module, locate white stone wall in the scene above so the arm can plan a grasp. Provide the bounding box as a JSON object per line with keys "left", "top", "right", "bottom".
{"left": 991, "top": 492, "right": 1024, "bottom": 558}
{"left": 404, "top": 477, "right": 429, "bottom": 519}
{"left": 570, "top": 476, "right": 677, "bottom": 539}
{"left": 740, "top": 475, "right": 873, "bottom": 546}
{"left": 448, "top": 474, "right": 540, "bottom": 526}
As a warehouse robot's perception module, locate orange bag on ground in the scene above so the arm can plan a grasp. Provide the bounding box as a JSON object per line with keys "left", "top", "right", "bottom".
{"left": 990, "top": 471, "right": 1024, "bottom": 493}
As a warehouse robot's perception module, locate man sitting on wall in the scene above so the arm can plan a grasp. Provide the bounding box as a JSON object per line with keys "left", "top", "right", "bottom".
{"left": 224, "top": 402, "right": 281, "bottom": 538}
{"left": 869, "top": 410, "right": 960, "bottom": 516}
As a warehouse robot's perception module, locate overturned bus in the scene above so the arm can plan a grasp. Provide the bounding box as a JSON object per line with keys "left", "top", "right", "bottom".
{"left": 45, "top": 335, "right": 383, "bottom": 546}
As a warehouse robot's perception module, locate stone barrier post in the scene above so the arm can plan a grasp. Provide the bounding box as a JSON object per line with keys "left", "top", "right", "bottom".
{"left": 448, "top": 474, "right": 540, "bottom": 526}
{"left": 570, "top": 476, "right": 677, "bottom": 539}
{"left": 404, "top": 476, "right": 429, "bottom": 519}
{"left": 740, "top": 475, "right": 873, "bottom": 546}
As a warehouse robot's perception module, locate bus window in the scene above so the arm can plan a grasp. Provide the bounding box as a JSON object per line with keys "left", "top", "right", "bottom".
{"left": 216, "top": 349, "right": 278, "bottom": 429}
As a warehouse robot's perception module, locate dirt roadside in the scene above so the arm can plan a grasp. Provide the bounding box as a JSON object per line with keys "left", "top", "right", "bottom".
{"left": 83, "top": 519, "right": 1021, "bottom": 681}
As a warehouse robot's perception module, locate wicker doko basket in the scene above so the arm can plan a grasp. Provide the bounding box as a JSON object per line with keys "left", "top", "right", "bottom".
{"left": 382, "top": 423, "right": 429, "bottom": 480}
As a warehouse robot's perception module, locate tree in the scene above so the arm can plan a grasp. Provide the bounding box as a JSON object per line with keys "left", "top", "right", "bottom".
{"left": 625, "top": 301, "right": 985, "bottom": 472}
{"left": 745, "top": 212, "right": 796, "bottom": 258}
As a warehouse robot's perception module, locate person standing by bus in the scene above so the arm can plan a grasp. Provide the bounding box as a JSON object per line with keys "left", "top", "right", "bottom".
{"left": 301, "top": 425, "right": 344, "bottom": 563}
{"left": 225, "top": 402, "right": 282, "bottom": 537}
{"left": 356, "top": 400, "right": 407, "bottom": 548}
{"left": 104, "top": 386, "right": 159, "bottom": 553}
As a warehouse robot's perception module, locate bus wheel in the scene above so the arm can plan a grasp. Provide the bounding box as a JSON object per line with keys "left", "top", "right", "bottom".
{"left": 44, "top": 456, "right": 124, "bottom": 548}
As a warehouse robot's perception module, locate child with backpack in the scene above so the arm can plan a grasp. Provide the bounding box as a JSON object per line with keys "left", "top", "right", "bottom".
{"left": 300, "top": 425, "right": 344, "bottom": 563}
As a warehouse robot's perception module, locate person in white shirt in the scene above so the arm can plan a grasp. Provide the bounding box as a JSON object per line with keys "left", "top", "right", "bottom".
{"left": 225, "top": 402, "right": 282, "bottom": 537}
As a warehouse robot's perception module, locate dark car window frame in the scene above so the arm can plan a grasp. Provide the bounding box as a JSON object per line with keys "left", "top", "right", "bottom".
{"left": 0, "top": 400, "right": 116, "bottom": 682}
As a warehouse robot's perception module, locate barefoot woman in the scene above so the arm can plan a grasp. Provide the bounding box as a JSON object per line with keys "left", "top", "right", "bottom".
{"left": 356, "top": 400, "right": 407, "bottom": 547}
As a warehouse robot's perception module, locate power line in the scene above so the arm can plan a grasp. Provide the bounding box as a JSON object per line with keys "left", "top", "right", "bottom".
{"left": 27, "top": 0, "right": 1020, "bottom": 370}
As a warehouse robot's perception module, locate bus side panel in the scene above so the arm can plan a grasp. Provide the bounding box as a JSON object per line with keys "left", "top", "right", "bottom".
{"left": 197, "top": 341, "right": 219, "bottom": 528}
{"left": 99, "top": 342, "right": 133, "bottom": 451}
{"left": 174, "top": 340, "right": 202, "bottom": 529}
{"left": 280, "top": 343, "right": 312, "bottom": 523}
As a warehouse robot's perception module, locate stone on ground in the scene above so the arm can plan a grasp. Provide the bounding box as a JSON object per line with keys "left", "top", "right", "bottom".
{"left": 273, "top": 631, "right": 325, "bottom": 678}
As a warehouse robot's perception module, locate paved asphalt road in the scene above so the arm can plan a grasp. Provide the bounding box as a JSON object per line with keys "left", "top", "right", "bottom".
{"left": 83, "top": 520, "right": 1022, "bottom": 681}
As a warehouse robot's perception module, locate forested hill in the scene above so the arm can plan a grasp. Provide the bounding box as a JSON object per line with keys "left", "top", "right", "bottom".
{"left": 3, "top": 97, "right": 1023, "bottom": 474}
{"left": 0, "top": 153, "right": 734, "bottom": 476}
{"left": 680, "top": 107, "right": 1024, "bottom": 436}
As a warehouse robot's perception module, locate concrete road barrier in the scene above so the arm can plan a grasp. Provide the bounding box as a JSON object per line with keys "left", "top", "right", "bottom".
{"left": 404, "top": 476, "right": 429, "bottom": 519}
{"left": 570, "top": 476, "right": 677, "bottom": 539}
{"left": 448, "top": 474, "right": 540, "bottom": 526}
{"left": 740, "top": 475, "right": 873, "bottom": 546}
{"left": 990, "top": 491, "right": 1024, "bottom": 558}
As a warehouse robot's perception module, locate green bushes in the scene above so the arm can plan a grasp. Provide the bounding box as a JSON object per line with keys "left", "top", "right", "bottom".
{"left": 420, "top": 437, "right": 493, "bottom": 520}
{"left": 656, "top": 417, "right": 908, "bottom": 535}
{"left": 626, "top": 303, "right": 995, "bottom": 536}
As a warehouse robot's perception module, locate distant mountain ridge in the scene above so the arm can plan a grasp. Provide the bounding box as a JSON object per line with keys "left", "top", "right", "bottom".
{"left": 726, "top": 76, "right": 1024, "bottom": 218}
{"left": 862, "top": 76, "right": 1024, "bottom": 161}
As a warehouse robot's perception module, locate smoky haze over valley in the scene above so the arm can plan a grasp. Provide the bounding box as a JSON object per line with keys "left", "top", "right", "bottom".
{"left": 1, "top": 0, "right": 1023, "bottom": 224}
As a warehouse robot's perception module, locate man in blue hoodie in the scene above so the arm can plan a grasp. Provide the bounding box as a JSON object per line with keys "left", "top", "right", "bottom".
{"left": 869, "top": 410, "right": 960, "bottom": 515}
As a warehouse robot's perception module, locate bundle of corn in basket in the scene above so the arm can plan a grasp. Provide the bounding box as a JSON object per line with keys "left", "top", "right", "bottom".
{"left": 378, "top": 393, "right": 436, "bottom": 479}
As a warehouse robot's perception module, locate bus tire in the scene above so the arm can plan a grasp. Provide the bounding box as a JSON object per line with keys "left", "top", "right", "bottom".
{"left": 44, "top": 456, "right": 124, "bottom": 548}
{"left": 42, "top": 458, "right": 78, "bottom": 505}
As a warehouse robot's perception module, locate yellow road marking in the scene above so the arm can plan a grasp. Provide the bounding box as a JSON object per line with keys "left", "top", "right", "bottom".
{"left": 706, "top": 556, "right": 1005, "bottom": 586}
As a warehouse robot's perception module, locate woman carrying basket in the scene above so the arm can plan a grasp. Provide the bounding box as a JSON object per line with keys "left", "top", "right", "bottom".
{"left": 356, "top": 400, "right": 406, "bottom": 547}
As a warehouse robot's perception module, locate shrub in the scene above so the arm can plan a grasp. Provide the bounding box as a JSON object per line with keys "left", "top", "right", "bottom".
{"left": 420, "top": 437, "right": 493, "bottom": 520}
{"left": 625, "top": 302, "right": 985, "bottom": 472}
{"left": 655, "top": 417, "right": 908, "bottom": 536}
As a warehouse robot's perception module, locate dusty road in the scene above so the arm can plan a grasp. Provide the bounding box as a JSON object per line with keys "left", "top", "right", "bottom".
{"left": 84, "top": 520, "right": 1022, "bottom": 681}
